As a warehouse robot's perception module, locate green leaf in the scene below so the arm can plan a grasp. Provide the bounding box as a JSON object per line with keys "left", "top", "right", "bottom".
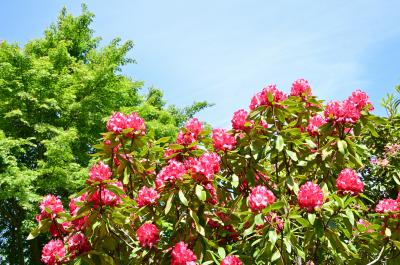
{"left": 276, "top": 135, "right": 284, "bottom": 152}
{"left": 308, "top": 213, "right": 316, "bottom": 225}
{"left": 305, "top": 139, "right": 317, "bottom": 149}
{"left": 189, "top": 209, "right": 205, "bottom": 236}
{"left": 178, "top": 190, "right": 189, "bottom": 206}
{"left": 255, "top": 213, "right": 264, "bottom": 226}
{"left": 345, "top": 209, "right": 354, "bottom": 225}
{"left": 195, "top": 185, "right": 206, "bottom": 201}
{"left": 337, "top": 140, "right": 347, "bottom": 154}
{"left": 268, "top": 230, "right": 278, "bottom": 247}
{"left": 385, "top": 228, "right": 391, "bottom": 237}
{"left": 286, "top": 150, "right": 298, "bottom": 161}
{"left": 271, "top": 250, "right": 281, "bottom": 262}
{"left": 231, "top": 174, "right": 239, "bottom": 188}
{"left": 165, "top": 193, "right": 174, "bottom": 214}
{"left": 156, "top": 136, "right": 170, "bottom": 144}
{"left": 218, "top": 247, "right": 226, "bottom": 259}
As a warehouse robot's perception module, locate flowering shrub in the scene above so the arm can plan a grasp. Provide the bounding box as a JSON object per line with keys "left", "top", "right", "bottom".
{"left": 29, "top": 79, "right": 400, "bottom": 264}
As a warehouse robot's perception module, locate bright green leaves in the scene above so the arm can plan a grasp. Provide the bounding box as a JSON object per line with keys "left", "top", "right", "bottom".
{"left": 178, "top": 189, "right": 189, "bottom": 206}
{"left": 276, "top": 135, "right": 284, "bottom": 152}
{"left": 165, "top": 193, "right": 174, "bottom": 214}
{"left": 337, "top": 139, "right": 348, "bottom": 154}
{"left": 195, "top": 185, "right": 206, "bottom": 202}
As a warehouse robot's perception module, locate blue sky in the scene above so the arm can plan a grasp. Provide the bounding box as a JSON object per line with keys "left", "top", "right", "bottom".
{"left": 1, "top": 1, "right": 400, "bottom": 127}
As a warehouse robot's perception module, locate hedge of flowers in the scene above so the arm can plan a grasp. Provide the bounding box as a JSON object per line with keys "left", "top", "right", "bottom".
{"left": 29, "top": 79, "right": 400, "bottom": 264}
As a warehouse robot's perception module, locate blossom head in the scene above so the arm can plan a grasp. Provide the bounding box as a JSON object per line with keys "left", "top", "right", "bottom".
{"left": 69, "top": 193, "right": 87, "bottom": 216}
{"left": 136, "top": 223, "right": 160, "bottom": 248}
{"left": 41, "top": 239, "right": 66, "bottom": 265}
{"left": 249, "top": 84, "right": 287, "bottom": 110}
{"left": 212, "top": 128, "right": 236, "bottom": 151}
{"left": 68, "top": 233, "right": 91, "bottom": 256}
{"left": 171, "top": 241, "right": 197, "bottom": 265}
{"left": 87, "top": 162, "right": 112, "bottom": 184}
{"left": 375, "top": 199, "right": 399, "bottom": 214}
{"left": 106, "top": 112, "right": 146, "bottom": 137}
{"left": 186, "top": 153, "right": 221, "bottom": 182}
{"left": 307, "top": 115, "right": 326, "bottom": 136}
{"left": 231, "top": 109, "right": 253, "bottom": 130}
{"left": 347, "top": 90, "right": 373, "bottom": 111}
{"left": 291, "top": 79, "right": 312, "bottom": 98}
{"left": 298, "top": 181, "right": 324, "bottom": 211}
{"left": 39, "top": 195, "right": 64, "bottom": 220}
{"left": 136, "top": 186, "right": 159, "bottom": 207}
{"left": 88, "top": 181, "right": 124, "bottom": 207}
{"left": 185, "top": 118, "right": 203, "bottom": 136}
{"left": 336, "top": 168, "right": 364, "bottom": 195}
{"left": 155, "top": 160, "right": 186, "bottom": 188}
{"left": 248, "top": 185, "right": 276, "bottom": 212}
{"left": 221, "top": 255, "right": 243, "bottom": 265}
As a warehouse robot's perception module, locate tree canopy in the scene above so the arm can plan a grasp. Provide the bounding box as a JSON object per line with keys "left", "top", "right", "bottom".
{"left": 0, "top": 5, "right": 209, "bottom": 264}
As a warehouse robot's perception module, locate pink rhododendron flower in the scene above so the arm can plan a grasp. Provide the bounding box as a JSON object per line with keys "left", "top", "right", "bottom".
{"left": 185, "top": 118, "right": 203, "bottom": 136}
{"left": 324, "top": 99, "right": 361, "bottom": 124}
{"left": 186, "top": 153, "right": 221, "bottom": 182}
{"left": 249, "top": 84, "right": 287, "bottom": 110}
{"left": 204, "top": 183, "right": 218, "bottom": 205}
{"left": 307, "top": 115, "right": 326, "bottom": 136}
{"left": 171, "top": 241, "right": 197, "bottom": 265}
{"left": 69, "top": 193, "right": 87, "bottom": 216}
{"left": 136, "top": 223, "right": 160, "bottom": 248}
{"left": 155, "top": 160, "right": 187, "bottom": 188}
{"left": 49, "top": 221, "right": 71, "bottom": 237}
{"left": 176, "top": 118, "right": 203, "bottom": 146}
{"left": 248, "top": 185, "right": 276, "bottom": 212}
{"left": 375, "top": 199, "right": 399, "bottom": 213}
{"left": 336, "top": 168, "right": 364, "bottom": 195}
{"left": 136, "top": 186, "right": 159, "bottom": 207}
{"left": 87, "top": 162, "right": 112, "bottom": 184}
{"left": 88, "top": 181, "right": 124, "bottom": 207}
{"left": 38, "top": 195, "right": 64, "bottom": 220}
{"left": 221, "top": 255, "right": 243, "bottom": 265}
{"left": 298, "top": 182, "right": 324, "bottom": 211}
{"left": 41, "top": 239, "right": 66, "bottom": 265}
{"left": 106, "top": 112, "right": 146, "bottom": 137}
{"left": 67, "top": 232, "right": 91, "bottom": 256}
{"left": 290, "top": 79, "right": 312, "bottom": 98}
{"left": 212, "top": 128, "right": 236, "bottom": 151}
{"left": 347, "top": 89, "right": 373, "bottom": 111}
{"left": 231, "top": 109, "right": 253, "bottom": 130}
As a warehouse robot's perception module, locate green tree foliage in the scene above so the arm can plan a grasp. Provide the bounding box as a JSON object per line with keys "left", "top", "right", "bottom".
{"left": 360, "top": 86, "right": 400, "bottom": 202}
{"left": 0, "top": 6, "right": 209, "bottom": 264}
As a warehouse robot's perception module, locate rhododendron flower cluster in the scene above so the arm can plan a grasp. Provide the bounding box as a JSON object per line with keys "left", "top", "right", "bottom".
{"left": 375, "top": 199, "right": 399, "bottom": 214}
{"left": 67, "top": 233, "right": 91, "bottom": 257}
{"left": 231, "top": 109, "right": 253, "bottom": 130}
{"left": 249, "top": 84, "right": 287, "bottom": 110}
{"left": 171, "top": 241, "right": 197, "bottom": 265}
{"left": 290, "top": 78, "right": 312, "bottom": 98}
{"left": 155, "top": 160, "right": 187, "bottom": 188}
{"left": 106, "top": 111, "right": 146, "bottom": 137}
{"left": 69, "top": 193, "right": 88, "bottom": 230}
{"left": 307, "top": 115, "right": 326, "bottom": 136}
{"left": 41, "top": 239, "right": 66, "bottom": 265}
{"left": 336, "top": 168, "right": 364, "bottom": 195}
{"left": 136, "top": 223, "right": 160, "bottom": 248}
{"left": 212, "top": 128, "right": 236, "bottom": 151}
{"left": 220, "top": 255, "right": 243, "bottom": 265}
{"left": 87, "top": 181, "right": 123, "bottom": 207}
{"left": 298, "top": 182, "right": 324, "bottom": 211}
{"left": 176, "top": 118, "right": 203, "bottom": 146}
{"left": 248, "top": 185, "right": 276, "bottom": 212}
{"left": 37, "top": 195, "right": 64, "bottom": 220}
{"left": 185, "top": 152, "right": 220, "bottom": 182}
{"left": 324, "top": 89, "right": 373, "bottom": 124}
{"left": 87, "top": 162, "right": 112, "bottom": 184}
{"left": 136, "top": 186, "right": 159, "bottom": 207}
